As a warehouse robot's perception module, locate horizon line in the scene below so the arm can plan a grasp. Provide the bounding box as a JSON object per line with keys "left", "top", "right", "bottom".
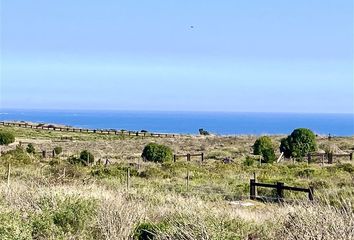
{"left": 1, "top": 107, "right": 353, "bottom": 115}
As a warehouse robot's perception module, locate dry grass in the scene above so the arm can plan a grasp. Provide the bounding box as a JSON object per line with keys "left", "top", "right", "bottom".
{"left": 0, "top": 126, "right": 354, "bottom": 239}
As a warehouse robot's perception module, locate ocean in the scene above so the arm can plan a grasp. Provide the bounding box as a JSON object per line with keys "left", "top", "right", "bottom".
{"left": 0, "top": 109, "right": 353, "bottom": 136}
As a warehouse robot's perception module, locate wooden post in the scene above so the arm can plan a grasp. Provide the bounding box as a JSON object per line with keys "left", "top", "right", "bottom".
{"left": 259, "top": 155, "right": 262, "bottom": 166}
{"left": 253, "top": 172, "right": 257, "bottom": 197}
{"left": 126, "top": 168, "right": 130, "bottom": 191}
{"left": 7, "top": 163, "right": 11, "bottom": 188}
{"left": 174, "top": 155, "right": 176, "bottom": 162}
{"left": 52, "top": 150, "right": 55, "bottom": 158}
{"left": 186, "top": 169, "right": 190, "bottom": 192}
{"left": 201, "top": 153, "right": 204, "bottom": 162}
{"left": 308, "top": 186, "right": 314, "bottom": 201}
{"left": 250, "top": 179, "right": 256, "bottom": 200}
{"left": 187, "top": 154, "right": 191, "bottom": 161}
{"left": 350, "top": 153, "right": 353, "bottom": 161}
{"left": 307, "top": 153, "right": 311, "bottom": 164}
{"left": 42, "top": 150, "right": 46, "bottom": 158}
{"left": 276, "top": 182, "right": 284, "bottom": 202}
{"left": 328, "top": 153, "right": 333, "bottom": 164}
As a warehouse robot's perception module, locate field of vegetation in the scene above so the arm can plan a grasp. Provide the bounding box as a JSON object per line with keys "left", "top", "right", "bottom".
{"left": 0, "top": 125, "right": 353, "bottom": 239}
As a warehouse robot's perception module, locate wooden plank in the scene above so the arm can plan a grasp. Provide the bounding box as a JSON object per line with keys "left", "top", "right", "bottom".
{"left": 254, "top": 182, "right": 277, "bottom": 188}
{"left": 282, "top": 185, "right": 309, "bottom": 193}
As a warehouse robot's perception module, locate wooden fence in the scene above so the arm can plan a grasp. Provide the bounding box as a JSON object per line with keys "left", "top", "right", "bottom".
{"left": 307, "top": 152, "right": 353, "bottom": 164}
{"left": 0, "top": 121, "right": 178, "bottom": 138}
{"left": 250, "top": 179, "right": 314, "bottom": 201}
{"left": 174, "top": 153, "right": 204, "bottom": 162}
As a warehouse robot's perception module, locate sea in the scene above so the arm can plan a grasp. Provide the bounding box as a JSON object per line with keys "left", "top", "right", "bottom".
{"left": 0, "top": 109, "right": 353, "bottom": 136}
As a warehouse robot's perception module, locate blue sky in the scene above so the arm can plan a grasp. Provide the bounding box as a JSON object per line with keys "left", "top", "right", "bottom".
{"left": 1, "top": 0, "right": 353, "bottom": 113}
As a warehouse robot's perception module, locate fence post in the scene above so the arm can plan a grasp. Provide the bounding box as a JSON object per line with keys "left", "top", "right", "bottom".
{"left": 126, "top": 168, "right": 130, "bottom": 191}
{"left": 186, "top": 169, "right": 190, "bottom": 192}
{"left": 174, "top": 155, "right": 176, "bottom": 162}
{"left": 187, "top": 154, "right": 191, "bottom": 161}
{"left": 328, "top": 153, "right": 333, "bottom": 164}
{"left": 307, "top": 153, "right": 311, "bottom": 164}
{"left": 42, "top": 150, "right": 46, "bottom": 158}
{"left": 201, "top": 153, "right": 204, "bottom": 162}
{"left": 276, "top": 182, "right": 284, "bottom": 202}
{"left": 52, "top": 150, "right": 55, "bottom": 158}
{"left": 308, "top": 186, "right": 314, "bottom": 201}
{"left": 250, "top": 179, "right": 256, "bottom": 200}
{"left": 350, "top": 152, "right": 353, "bottom": 161}
{"left": 7, "top": 163, "right": 11, "bottom": 188}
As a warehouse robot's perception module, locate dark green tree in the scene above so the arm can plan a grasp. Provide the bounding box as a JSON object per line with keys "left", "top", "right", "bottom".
{"left": 280, "top": 128, "right": 317, "bottom": 159}
{"left": 253, "top": 136, "right": 276, "bottom": 163}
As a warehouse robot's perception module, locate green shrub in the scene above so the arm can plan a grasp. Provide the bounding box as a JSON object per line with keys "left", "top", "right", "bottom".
{"left": 243, "top": 156, "right": 255, "bottom": 166}
{"left": 1, "top": 146, "right": 32, "bottom": 165}
{"left": 262, "top": 148, "right": 276, "bottom": 163}
{"left": 280, "top": 128, "right": 317, "bottom": 159}
{"left": 134, "top": 221, "right": 168, "bottom": 240}
{"left": 54, "top": 146, "right": 63, "bottom": 155}
{"left": 297, "top": 168, "right": 316, "bottom": 178}
{"left": 334, "top": 163, "right": 354, "bottom": 173}
{"left": 32, "top": 196, "right": 97, "bottom": 238}
{"left": 0, "top": 131, "right": 15, "bottom": 145}
{"left": 141, "top": 143, "right": 173, "bottom": 163}
{"left": 253, "top": 136, "right": 276, "bottom": 163}
{"left": 0, "top": 212, "right": 31, "bottom": 239}
{"left": 26, "top": 143, "right": 35, "bottom": 154}
{"left": 80, "top": 150, "right": 94, "bottom": 165}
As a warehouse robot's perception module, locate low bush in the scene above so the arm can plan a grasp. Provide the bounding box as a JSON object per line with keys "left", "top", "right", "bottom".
{"left": 0, "top": 131, "right": 15, "bottom": 145}
{"left": 32, "top": 196, "right": 97, "bottom": 239}
{"left": 80, "top": 150, "right": 95, "bottom": 164}
{"left": 1, "top": 146, "right": 32, "bottom": 165}
{"left": 26, "top": 143, "right": 35, "bottom": 154}
{"left": 134, "top": 222, "right": 158, "bottom": 240}
{"left": 69, "top": 150, "right": 94, "bottom": 166}
{"left": 243, "top": 156, "right": 256, "bottom": 166}
{"left": 54, "top": 146, "right": 63, "bottom": 155}
{"left": 141, "top": 143, "right": 173, "bottom": 163}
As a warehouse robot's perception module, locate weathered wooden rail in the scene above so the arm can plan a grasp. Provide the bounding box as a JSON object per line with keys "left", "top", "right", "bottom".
{"left": 174, "top": 153, "right": 204, "bottom": 162}
{"left": 307, "top": 152, "right": 353, "bottom": 164}
{"left": 0, "top": 121, "right": 179, "bottom": 138}
{"left": 250, "top": 179, "right": 314, "bottom": 201}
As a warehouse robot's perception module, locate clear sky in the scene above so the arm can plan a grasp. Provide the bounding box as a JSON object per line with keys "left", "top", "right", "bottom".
{"left": 1, "top": 0, "right": 353, "bottom": 113}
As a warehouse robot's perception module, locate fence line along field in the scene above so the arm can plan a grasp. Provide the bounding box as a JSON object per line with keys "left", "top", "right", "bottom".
{"left": 0, "top": 124, "right": 354, "bottom": 239}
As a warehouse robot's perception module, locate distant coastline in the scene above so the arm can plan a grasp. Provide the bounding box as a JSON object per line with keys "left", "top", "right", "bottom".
{"left": 0, "top": 109, "right": 353, "bottom": 136}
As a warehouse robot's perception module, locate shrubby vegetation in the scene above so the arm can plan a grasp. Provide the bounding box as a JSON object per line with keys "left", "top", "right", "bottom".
{"left": 253, "top": 136, "right": 276, "bottom": 163}
{"left": 280, "top": 128, "right": 317, "bottom": 158}
{"left": 0, "top": 131, "right": 15, "bottom": 145}
{"left": 26, "top": 143, "right": 35, "bottom": 154}
{"left": 141, "top": 143, "right": 173, "bottom": 163}
{"left": 80, "top": 150, "right": 95, "bottom": 164}
{"left": 54, "top": 146, "right": 63, "bottom": 155}
{"left": 0, "top": 125, "right": 353, "bottom": 239}
{"left": 68, "top": 150, "right": 94, "bottom": 166}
